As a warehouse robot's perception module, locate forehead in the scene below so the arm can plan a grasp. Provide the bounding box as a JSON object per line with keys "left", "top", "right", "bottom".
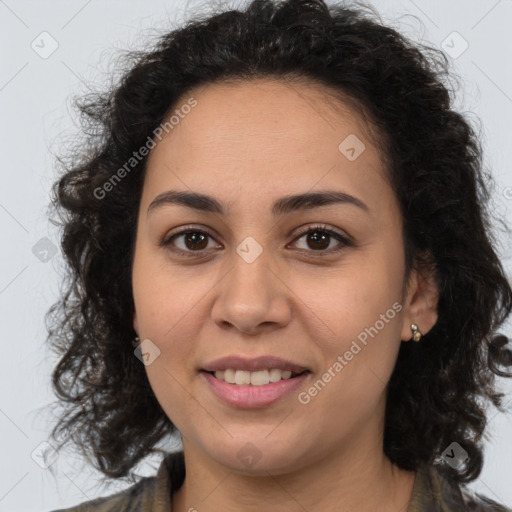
{"left": 143, "top": 78, "right": 392, "bottom": 213}
{"left": 154, "top": 77, "right": 377, "bottom": 152}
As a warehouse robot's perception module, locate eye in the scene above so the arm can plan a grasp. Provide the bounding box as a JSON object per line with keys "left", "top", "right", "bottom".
{"left": 161, "top": 223, "right": 352, "bottom": 258}
{"left": 290, "top": 223, "right": 352, "bottom": 256}
{"left": 161, "top": 225, "right": 220, "bottom": 257}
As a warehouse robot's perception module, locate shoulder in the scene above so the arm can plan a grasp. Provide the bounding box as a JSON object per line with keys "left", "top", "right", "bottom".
{"left": 49, "top": 475, "right": 157, "bottom": 512}
{"left": 420, "top": 463, "right": 512, "bottom": 512}
{"left": 49, "top": 451, "right": 185, "bottom": 512}
{"left": 459, "top": 486, "right": 512, "bottom": 512}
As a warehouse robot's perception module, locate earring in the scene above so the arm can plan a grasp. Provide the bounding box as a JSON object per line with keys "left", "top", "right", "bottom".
{"left": 410, "top": 324, "right": 422, "bottom": 342}
{"left": 132, "top": 336, "right": 140, "bottom": 347}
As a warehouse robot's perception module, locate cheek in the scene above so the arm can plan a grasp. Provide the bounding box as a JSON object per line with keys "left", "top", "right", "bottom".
{"left": 296, "top": 251, "right": 404, "bottom": 391}
{"left": 132, "top": 262, "right": 224, "bottom": 414}
{"left": 133, "top": 244, "right": 206, "bottom": 335}
{"left": 133, "top": 268, "right": 207, "bottom": 428}
{"left": 299, "top": 250, "right": 402, "bottom": 336}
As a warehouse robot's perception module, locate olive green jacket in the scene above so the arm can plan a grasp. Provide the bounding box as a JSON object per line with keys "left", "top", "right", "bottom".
{"left": 51, "top": 451, "right": 511, "bottom": 512}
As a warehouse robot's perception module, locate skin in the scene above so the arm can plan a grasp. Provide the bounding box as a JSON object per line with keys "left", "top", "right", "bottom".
{"left": 131, "top": 78, "right": 439, "bottom": 512}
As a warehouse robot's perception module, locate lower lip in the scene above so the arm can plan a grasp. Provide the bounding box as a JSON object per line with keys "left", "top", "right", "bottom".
{"left": 201, "top": 371, "right": 310, "bottom": 409}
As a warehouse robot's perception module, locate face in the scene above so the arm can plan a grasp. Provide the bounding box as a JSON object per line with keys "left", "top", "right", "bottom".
{"left": 131, "top": 78, "right": 438, "bottom": 475}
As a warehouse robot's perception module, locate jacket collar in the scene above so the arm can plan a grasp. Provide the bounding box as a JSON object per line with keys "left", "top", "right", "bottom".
{"left": 406, "top": 462, "right": 467, "bottom": 511}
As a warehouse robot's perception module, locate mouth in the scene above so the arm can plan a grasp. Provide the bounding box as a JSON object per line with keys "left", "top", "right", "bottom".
{"left": 201, "top": 368, "right": 310, "bottom": 386}
{"left": 201, "top": 369, "right": 311, "bottom": 409}
{"left": 199, "top": 355, "right": 312, "bottom": 407}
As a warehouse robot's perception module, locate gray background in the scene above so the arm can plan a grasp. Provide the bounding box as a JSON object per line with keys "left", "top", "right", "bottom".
{"left": 1, "top": 0, "right": 511, "bottom": 510}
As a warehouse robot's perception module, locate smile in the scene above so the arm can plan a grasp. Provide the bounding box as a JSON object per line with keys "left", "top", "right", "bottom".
{"left": 207, "top": 368, "right": 306, "bottom": 386}
{"left": 201, "top": 370, "right": 311, "bottom": 408}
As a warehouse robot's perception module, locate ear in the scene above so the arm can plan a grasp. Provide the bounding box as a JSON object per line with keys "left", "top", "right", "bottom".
{"left": 400, "top": 266, "right": 439, "bottom": 342}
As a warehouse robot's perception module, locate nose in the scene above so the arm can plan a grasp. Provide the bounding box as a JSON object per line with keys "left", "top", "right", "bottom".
{"left": 210, "top": 247, "right": 292, "bottom": 335}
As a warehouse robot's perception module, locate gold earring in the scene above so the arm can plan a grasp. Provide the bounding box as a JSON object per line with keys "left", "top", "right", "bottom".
{"left": 410, "top": 324, "right": 422, "bottom": 342}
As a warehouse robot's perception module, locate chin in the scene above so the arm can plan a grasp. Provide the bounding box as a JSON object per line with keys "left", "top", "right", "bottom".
{"left": 203, "top": 438, "right": 310, "bottom": 476}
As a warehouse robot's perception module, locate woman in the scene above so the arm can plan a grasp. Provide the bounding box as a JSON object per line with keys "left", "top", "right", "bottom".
{"left": 47, "top": 0, "right": 512, "bottom": 510}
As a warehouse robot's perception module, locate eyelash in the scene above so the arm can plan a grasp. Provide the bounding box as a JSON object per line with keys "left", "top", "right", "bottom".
{"left": 161, "top": 223, "right": 353, "bottom": 259}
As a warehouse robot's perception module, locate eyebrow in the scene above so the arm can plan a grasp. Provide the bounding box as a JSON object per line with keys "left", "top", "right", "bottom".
{"left": 147, "top": 189, "right": 369, "bottom": 216}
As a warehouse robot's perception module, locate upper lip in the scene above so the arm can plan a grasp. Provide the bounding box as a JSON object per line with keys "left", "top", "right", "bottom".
{"left": 201, "top": 356, "right": 309, "bottom": 374}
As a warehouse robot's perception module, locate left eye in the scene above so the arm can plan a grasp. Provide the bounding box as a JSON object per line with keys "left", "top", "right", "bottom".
{"left": 291, "top": 225, "right": 352, "bottom": 254}
{"left": 162, "top": 224, "right": 352, "bottom": 257}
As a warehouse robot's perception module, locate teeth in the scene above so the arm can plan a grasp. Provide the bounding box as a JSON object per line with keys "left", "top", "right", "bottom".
{"left": 224, "top": 369, "right": 235, "bottom": 383}
{"left": 251, "top": 370, "right": 269, "bottom": 386}
{"left": 213, "top": 368, "right": 295, "bottom": 385}
{"left": 235, "top": 370, "right": 251, "bottom": 385}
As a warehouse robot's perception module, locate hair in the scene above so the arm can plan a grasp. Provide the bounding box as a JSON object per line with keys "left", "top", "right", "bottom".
{"left": 46, "top": 0, "right": 512, "bottom": 492}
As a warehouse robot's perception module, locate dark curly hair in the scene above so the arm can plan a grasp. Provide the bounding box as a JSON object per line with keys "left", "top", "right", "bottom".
{"left": 46, "top": 0, "right": 512, "bottom": 491}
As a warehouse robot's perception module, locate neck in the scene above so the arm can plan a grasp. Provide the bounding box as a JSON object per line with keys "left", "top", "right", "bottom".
{"left": 171, "top": 439, "right": 416, "bottom": 512}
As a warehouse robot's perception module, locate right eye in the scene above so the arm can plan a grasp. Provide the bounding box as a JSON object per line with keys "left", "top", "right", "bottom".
{"left": 161, "top": 226, "right": 222, "bottom": 257}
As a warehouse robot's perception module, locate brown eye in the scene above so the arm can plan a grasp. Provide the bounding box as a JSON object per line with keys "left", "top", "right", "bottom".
{"left": 161, "top": 223, "right": 352, "bottom": 259}
{"left": 303, "top": 231, "right": 331, "bottom": 250}
{"left": 291, "top": 224, "right": 352, "bottom": 255}
{"left": 162, "top": 227, "right": 220, "bottom": 257}
{"left": 181, "top": 231, "right": 209, "bottom": 250}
